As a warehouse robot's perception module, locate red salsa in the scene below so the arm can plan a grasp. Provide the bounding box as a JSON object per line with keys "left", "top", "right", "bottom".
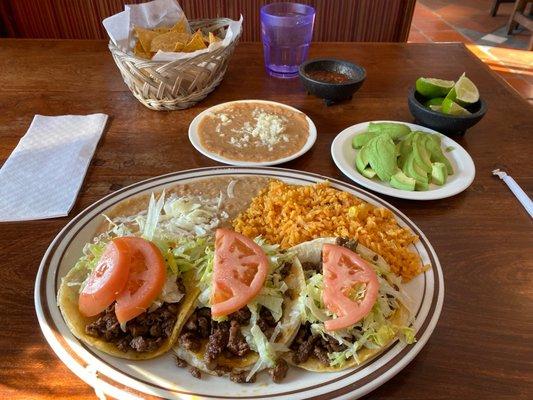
{"left": 306, "top": 70, "right": 351, "bottom": 84}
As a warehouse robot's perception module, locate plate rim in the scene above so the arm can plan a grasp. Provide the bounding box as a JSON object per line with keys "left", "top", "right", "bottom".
{"left": 330, "top": 120, "right": 476, "bottom": 200}
{"left": 34, "top": 166, "right": 444, "bottom": 400}
{"left": 188, "top": 100, "right": 317, "bottom": 166}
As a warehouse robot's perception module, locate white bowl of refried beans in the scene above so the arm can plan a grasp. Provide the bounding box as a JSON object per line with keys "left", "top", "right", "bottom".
{"left": 189, "top": 100, "right": 317, "bottom": 166}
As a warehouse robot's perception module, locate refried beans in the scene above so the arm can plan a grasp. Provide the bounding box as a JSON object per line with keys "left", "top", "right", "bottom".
{"left": 197, "top": 102, "right": 309, "bottom": 162}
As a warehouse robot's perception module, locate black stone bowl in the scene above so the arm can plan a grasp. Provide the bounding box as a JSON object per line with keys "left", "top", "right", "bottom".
{"left": 299, "top": 59, "right": 366, "bottom": 106}
{"left": 408, "top": 88, "right": 487, "bottom": 136}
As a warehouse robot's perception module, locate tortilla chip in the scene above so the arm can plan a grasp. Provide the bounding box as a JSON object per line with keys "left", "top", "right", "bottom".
{"left": 171, "top": 18, "right": 188, "bottom": 33}
{"left": 133, "top": 26, "right": 159, "bottom": 53}
{"left": 182, "top": 30, "right": 207, "bottom": 52}
{"left": 174, "top": 41, "right": 185, "bottom": 52}
{"left": 208, "top": 32, "right": 221, "bottom": 44}
{"left": 151, "top": 31, "right": 190, "bottom": 52}
{"left": 133, "top": 41, "right": 151, "bottom": 59}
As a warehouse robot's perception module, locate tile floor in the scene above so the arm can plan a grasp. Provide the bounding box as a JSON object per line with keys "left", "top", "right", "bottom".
{"left": 408, "top": 0, "right": 532, "bottom": 104}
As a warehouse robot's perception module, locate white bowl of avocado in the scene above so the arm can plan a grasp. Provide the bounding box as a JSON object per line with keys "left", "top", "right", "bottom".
{"left": 331, "top": 121, "right": 476, "bottom": 200}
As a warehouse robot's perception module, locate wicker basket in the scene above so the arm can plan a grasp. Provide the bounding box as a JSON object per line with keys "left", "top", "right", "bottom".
{"left": 108, "top": 18, "right": 241, "bottom": 111}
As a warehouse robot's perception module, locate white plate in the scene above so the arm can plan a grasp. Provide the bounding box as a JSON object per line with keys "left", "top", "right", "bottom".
{"left": 189, "top": 100, "right": 317, "bottom": 166}
{"left": 331, "top": 121, "right": 476, "bottom": 200}
{"left": 35, "top": 167, "right": 444, "bottom": 400}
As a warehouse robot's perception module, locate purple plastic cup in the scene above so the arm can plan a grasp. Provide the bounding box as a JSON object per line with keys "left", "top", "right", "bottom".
{"left": 260, "top": 2, "right": 316, "bottom": 78}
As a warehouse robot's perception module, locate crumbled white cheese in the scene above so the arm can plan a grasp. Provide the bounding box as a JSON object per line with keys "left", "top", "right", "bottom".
{"left": 219, "top": 113, "right": 231, "bottom": 125}
{"left": 223, "top": 108, "right": 288, "bottom": 149}
{"left": 229, "top": 136, "right": 243, "bottom": 148}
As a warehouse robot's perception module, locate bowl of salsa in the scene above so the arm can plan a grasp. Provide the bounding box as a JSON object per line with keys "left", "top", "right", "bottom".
{"left": 299, "top": 58, "right": 366, "bottom": 106}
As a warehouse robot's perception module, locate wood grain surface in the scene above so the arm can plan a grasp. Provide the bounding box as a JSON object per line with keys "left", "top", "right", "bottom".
{"left": 0, "top": 40, "right": 531, "bottom": 399}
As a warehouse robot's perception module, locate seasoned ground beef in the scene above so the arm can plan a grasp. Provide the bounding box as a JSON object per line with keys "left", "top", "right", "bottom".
{"left": 230, "top": 371, "right": 255, "bottom": 383}
{"left": 290, "top": 323, "right": 347, "bottom": 366}
{"left": 175, "top": 356, "right": 188, "bottom": 368}
{"left": 320, "top": 336, "right": 347, "bottom": 353}
{"left": 291, "top": 331, "right": 318, "bottom": 364}
{"left": 227, "top": 320, "right": 250, "bottom": 356}
{"left": 85, "top": 301, "right": 180, "bottom": 353}
{"left": 178, "top": 306, "right": 285, "bottom": 382}
{"left": 228, "top": 307, "right": 251, "bottom": 324}
{"left": 257, "top": 307, "right": 277, "bottom": 339}
{"left": 313, "top": 346, "right": 330, "bottom": 365}
{"left": 184, "top": 307, "right": 212, "bottom": 338}
{"left": 213, "top": 365, "right": 232, "bottom": 376}
{"left": 336, "top": 237, "right": 358, "bottom": 252}
{"left": 179, "top": 332, "right": 200, "bottom": 352}
{"left": 278, "top": 262, "right": 291, "bottom": 279}
{"left": 269, "top": 359, "right": 289, "bottom": 383}
{"left": 302, "top": 261, "right": 322, "bottom": 274}
{"left": 204, "top": 321, "right": 230, "bottom": 368}
{"left": 189, "top": 366, "right": 202, "bottom": 379}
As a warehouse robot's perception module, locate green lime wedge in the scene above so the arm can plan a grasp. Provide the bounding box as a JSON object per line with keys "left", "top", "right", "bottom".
{"left": 425, "top": 97, "right": 445, "bottom": 107}
{"left": 444, "top": 87, "right": 457, "bottom": 102}
{"left": 441, "top": 98, "right": 471, "bottom": 116}
{"left": 429, "top": 105, "right": 443, "bottom": 112}
{"left": 454, "top": 73, "right": 479, "bottom": 105}
{"left": 416, "top": 77, "right": 455, "bottom": 98}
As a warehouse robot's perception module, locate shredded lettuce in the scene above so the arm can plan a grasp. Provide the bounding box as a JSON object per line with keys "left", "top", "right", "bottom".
{"left": 299, "top": 253, "right": 416, "bottom": 368}
{"left": 299, "top": 273, "right": 330, "bottom": 323}
{"left": 250, "top": 238, "right": 294, "bottom": 321}
{"left": 250, "top": 325, "right": 276, "bottom": 368}
{"left": 186, "top": 236, "right": 296, "bottom": 380}
{"left": 193, "top": 236, "right": 293, "bottom": 316}
{"left": 70, "top": 241, "right": 108, "bottom": 291}
{"left": 243, "top": 303, "right": 289, "bottom": 382}
{"left": 148, "top": 273, "right": 184, "bottom": 312}
{"left": 75, "top": 191, "right": 225, "bottom": 300}
{"left": 142, "top": 191, "right": 166, "bottom": 241}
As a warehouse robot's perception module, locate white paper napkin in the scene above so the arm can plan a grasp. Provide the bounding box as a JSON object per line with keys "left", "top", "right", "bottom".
{"left": 0, "top": 114, "right": 108, "bottom": 222}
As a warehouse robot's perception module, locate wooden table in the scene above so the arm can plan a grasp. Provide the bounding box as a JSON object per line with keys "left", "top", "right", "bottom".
{"left": 0, "top": 40, "right": 531, "bottom": 399}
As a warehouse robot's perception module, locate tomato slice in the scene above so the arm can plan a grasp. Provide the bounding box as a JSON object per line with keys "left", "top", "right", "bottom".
{"left": 211, "top": 229, "right": 269, "bottom": 317}
{"left": 322, "top": 244, "right": 379, "bottom": 331}
{"left": 114, "top": 237, "right": 166, "bottom": 324}
{"left": 78, "top": 238, "right": 131, "bottom": 317}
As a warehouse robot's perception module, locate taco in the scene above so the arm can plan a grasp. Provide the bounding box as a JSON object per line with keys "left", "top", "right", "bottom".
{"left": 287, "top": 237, "right": 416, "bottom": 372}
{"left": 57, "top": 185, "right": 239, "bottom": 360}
{"left": 174, "top": 228, "right": 306, "bottom": 383}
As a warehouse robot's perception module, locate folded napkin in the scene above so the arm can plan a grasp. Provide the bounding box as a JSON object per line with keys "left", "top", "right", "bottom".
{"left": 0, "top": 114, "right": 108, "bottom": 222}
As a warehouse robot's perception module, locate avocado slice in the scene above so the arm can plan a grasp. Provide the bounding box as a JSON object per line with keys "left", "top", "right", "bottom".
{"left": 361, "top": 167, "right": 377, "bottom": 179}
{"left": 355, "top": 147, "right": 369, "bottom": 173}
{"left": 355, "top": 148, "right": 377, "bottom": 179}
{"left": 397, "top": 134, "right": 414, "bottom": 168}
{"left": 366, "top": 135, "right": 398, "bottom": 182}
{"left": 422, "top": 133, "right": 454, "bottom": 175}
{"left": 403, "top": 152, "right": 428, "bottom": 183}
{"left": 390, "top": 171, "right": 416, "bottom": 191}
{"left": 431, "top": 162, "right": 448, "bottom": 185}
{"left": 411, "top": 133, "right": 432, "bottom": 173}
{"left": 367, "top": 122, "right": 411, "bottom": 140}
{"left": 352, "top": 132, "right": 378, "bottom": 149}
{"left": 415, "top": 179, "right": 429, "bottom": 191}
